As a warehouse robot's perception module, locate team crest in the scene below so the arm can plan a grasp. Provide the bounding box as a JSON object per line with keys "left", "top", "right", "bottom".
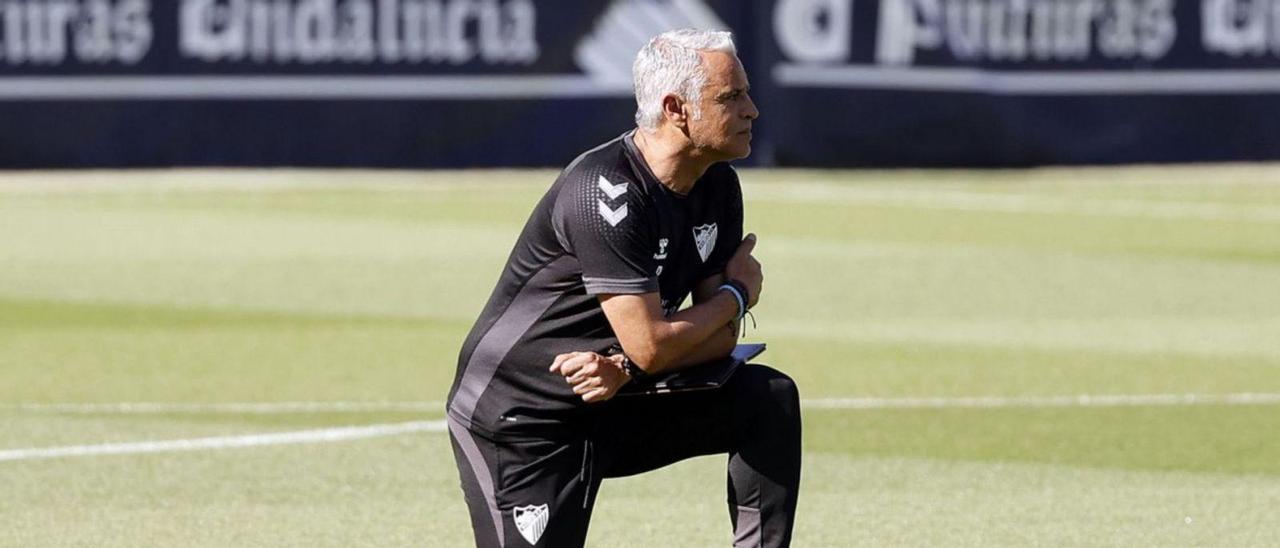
{"left": 513, "top": 504, "right": 550, "bottom": 545}
{"left": 692, "top": 223, "right": 718, "bottom": 263}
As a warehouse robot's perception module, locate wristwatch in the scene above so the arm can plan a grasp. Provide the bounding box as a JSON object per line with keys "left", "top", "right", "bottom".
{"left": 607, "top": 343, "right": 649, "bottom": 382}
{"left": 618, "top": 354, "right": 650, "bottom": 382}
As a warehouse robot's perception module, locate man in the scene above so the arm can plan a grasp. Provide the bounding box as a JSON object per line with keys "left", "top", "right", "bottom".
{"left": 446, "top": 28, "right": 801, "bottom": 547}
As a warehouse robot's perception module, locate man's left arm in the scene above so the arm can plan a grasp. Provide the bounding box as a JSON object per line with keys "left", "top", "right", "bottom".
{"left": 673, "top": 272, "right": 738, "bottom": 366}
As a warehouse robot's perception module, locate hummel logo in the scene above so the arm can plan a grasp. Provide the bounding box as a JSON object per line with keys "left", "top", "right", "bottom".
{"left": 598, "top": 200, "right": 628, "bottom": 226}
{"left": 654, "top": 238, "right": 669, "bottom": 260}
{"left": 597, "top": 175, "right": 628, "bottom": 200}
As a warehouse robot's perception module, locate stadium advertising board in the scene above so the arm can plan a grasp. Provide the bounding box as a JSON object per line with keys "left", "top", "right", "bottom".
{"left": 0, "top": 0, "right": 1277, "bottom": 167}
{"left": 765, "top": 0, "right": 1280, "bottom": 165}
{"left": 0, "top": 0, "right": 748, "bottom": 167}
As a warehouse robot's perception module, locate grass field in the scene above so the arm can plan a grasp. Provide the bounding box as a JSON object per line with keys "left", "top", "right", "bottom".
{"left": 2, "top": 166, "right": 1279, "bottom": 546}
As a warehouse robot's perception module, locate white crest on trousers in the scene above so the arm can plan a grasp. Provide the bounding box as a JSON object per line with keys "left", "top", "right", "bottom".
{"left": 513, "top": 504, "right": 550, "bottom": 545}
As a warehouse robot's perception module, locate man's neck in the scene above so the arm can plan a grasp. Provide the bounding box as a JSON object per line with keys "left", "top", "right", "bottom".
{"left": 632, "top": 128, "right": 716, "bottom": 196}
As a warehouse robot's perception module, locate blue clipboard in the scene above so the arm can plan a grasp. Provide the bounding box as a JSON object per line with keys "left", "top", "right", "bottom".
{"left": 619, "top": 343, "right": 766, "bottom": 396}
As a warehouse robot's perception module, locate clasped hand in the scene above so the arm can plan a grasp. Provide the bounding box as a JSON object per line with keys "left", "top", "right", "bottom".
{"left": 550, "top": 352, "right": 630, "bottom": 403}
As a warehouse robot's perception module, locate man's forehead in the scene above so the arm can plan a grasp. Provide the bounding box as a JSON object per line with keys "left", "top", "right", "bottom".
{"left": 699, "top": 50, "right": 748, "bottom": 89}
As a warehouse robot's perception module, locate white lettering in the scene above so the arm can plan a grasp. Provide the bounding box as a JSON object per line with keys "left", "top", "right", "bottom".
{"left": 39, "top": 1, "right": 77, "bottom": 64}
{"left": 246, "top": 0, "right": 269, "bottom": 61}
{"left": 0, "top": 0, "right": 152, "bottom": 65}
{"left": 180, "top": 0, "right": 240, "bottom": 61}
{"left": 1137, "top": 0, "right": 1175, "bottom": 59}
{"left": 378, "top": 0, "right": 399, "bottom": 60}
{"left": 1, "top": 3, "right": 21, "bottom": 63}
{"left": 401, "top": 0, "right": 446, "bottom": 63}
{"left": 1052, "top": 0, "right": 1095, "bottom": 61}
{"left": 272, "top": 0, "right": 294, "bottom": 62}
{"left": 23, "top": 1, "right": 49, "bottom": 64}
{"left": 176, "top": 0, "right": 538, "bottom": 65}
{"left": 987, "top": 0, "right": 1030, "bottom": 61}
{"left": 503, "top": 0, "right": 536, "bottom": 62}
{"left": 442, "top": 0, "right": 472, "bottom": 63}
{"left": 335, "top": 0, "right": 374, "bottom": 62}
{"left": 74, "top": 0, "right": 114, "bottom": 62}
{"left": 1202, "top": 0, "right": 1280, "bottom": 56}
{"left": 295, "top": 0, "right": 336, "bottom": 62}
{"left": 946, "top": 0, "right": 984, "bottom": 60}
{"left": 875, "top": 0, "right": 1177, "bottom": 64}
{"left": 113, "top": 0, "right": 150, "bottom": 63}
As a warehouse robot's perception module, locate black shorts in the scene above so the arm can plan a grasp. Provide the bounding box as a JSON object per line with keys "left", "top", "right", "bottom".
{"left": 448, "top": 364, "right": 802, "bottom": 548}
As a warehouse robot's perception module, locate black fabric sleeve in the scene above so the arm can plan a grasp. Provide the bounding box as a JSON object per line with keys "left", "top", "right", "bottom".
{"left": 555, "top": 169, "right": 658, "bottom": 295}
{"left": 703, "top": 166, "right": 744, "bottom": 280}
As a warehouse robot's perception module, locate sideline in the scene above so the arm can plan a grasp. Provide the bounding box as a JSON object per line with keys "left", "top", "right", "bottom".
{"left": 0, "top": 420, "right": 445, "bottom": 463}
{"left": 5, "top": 401, "right": 446, "bottom": 414}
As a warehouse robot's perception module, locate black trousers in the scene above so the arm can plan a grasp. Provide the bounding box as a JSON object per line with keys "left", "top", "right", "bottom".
{"left": 448, "top": 364, "right": 802, "bottom": 548}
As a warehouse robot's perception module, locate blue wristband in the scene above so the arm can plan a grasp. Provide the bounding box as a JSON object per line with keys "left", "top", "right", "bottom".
{"left": 718, "top": 284, "right": 746, "bottom": 320}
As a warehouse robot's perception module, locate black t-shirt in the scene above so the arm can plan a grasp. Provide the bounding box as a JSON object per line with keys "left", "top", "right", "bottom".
{"left": 446, "top": 131, "right": 744, "bottom": 436}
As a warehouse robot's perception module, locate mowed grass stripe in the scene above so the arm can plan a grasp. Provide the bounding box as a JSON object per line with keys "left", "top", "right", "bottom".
{"left": 0, "top": 204, "right": 511, "bottom": 321}
{"left": 6, "top": 392, "right": 1280, "bottom": 416}
{"left": 3, "top": 439, "right": 1277, "bottom": 547}
{"left": 3, "top": 398, "right": 1277, "bottom": 475}
{"left": 750, "top": 184, "right": 1280, "bottom": 222}
{"left": 806, "top": 404, "right": 1280, "bottom": 476}
{"left": 775, "top": 338, "right": 1280, "bottom": 398}
{"left": 766, "top": 318, "right": 1280, "bottom": 359}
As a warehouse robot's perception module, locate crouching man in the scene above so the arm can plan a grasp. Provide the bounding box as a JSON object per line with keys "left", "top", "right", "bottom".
{"left": 445, "top": 28, "right": 801, "bottom": 548}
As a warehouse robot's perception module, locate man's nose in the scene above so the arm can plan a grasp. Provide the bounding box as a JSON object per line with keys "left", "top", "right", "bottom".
{"left": 743, "top": 93, "right": 759, "bottom": 120}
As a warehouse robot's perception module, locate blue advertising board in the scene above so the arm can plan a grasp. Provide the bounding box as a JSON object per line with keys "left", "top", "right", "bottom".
{"left": 763, "top": 0, "right": 1280, "bottom": 165}
{"left": 0, "top": 0, "right": 752, "bottom": 168}
{"left": 1, "top": 0, "right": 1278, "bottom": 168}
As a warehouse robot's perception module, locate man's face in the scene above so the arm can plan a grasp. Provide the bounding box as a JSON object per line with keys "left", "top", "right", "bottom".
{"left": 687, "top": 51, "right": 758, "bottom": 161}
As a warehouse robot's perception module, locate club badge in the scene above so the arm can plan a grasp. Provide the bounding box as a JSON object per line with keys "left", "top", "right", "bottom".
{"left": 513, "top": 504, "right": 550, "bottom": 545}
{"left": 692, "top": 223, "right": 718, "bottom": 263}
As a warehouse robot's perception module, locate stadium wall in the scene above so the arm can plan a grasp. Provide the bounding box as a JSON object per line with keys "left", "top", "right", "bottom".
{"left": 1, "top": 0, "right": 1278, "bottom": 169}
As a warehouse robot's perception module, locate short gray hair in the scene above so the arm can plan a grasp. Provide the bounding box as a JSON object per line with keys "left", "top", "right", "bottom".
{"left": 633, "top": 28, "right": 737, "bottom": 132}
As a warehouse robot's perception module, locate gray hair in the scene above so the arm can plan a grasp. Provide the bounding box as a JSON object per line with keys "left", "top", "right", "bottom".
{"left": 633, "top": 28, "right": 737, "bottom": 132}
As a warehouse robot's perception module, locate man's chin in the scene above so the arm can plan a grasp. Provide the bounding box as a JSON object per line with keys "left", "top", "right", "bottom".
{"left": 699, "top": 141, "right": 751, "bottom": 162}
{"left": 731, "top": 132, "right": 753, "bottom": 159}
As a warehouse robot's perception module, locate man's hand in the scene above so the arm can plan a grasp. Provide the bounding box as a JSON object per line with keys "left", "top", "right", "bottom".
{"left": 724, "top": 233, "right": 763, "bottom": 308}
{"left": 550, "top": 352, "right": 631, "bottom": 403}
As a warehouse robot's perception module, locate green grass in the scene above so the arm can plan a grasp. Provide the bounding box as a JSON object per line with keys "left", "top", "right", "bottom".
{"left": 1, "top": 166, "right": 1279, "bottom": 546}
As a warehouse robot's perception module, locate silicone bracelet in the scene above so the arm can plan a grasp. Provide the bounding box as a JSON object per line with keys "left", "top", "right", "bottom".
{"left": 718, "top": 283, "right": 746, "bottom": 320}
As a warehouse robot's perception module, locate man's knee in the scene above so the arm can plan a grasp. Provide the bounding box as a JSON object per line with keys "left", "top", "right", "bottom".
{"left": 738, "top": 364, "right": 801, "bottom": 423}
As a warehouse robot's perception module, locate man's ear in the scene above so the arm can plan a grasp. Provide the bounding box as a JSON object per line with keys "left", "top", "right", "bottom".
{"left": 661, "top": 94, "right": 686, "bottom": 129}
